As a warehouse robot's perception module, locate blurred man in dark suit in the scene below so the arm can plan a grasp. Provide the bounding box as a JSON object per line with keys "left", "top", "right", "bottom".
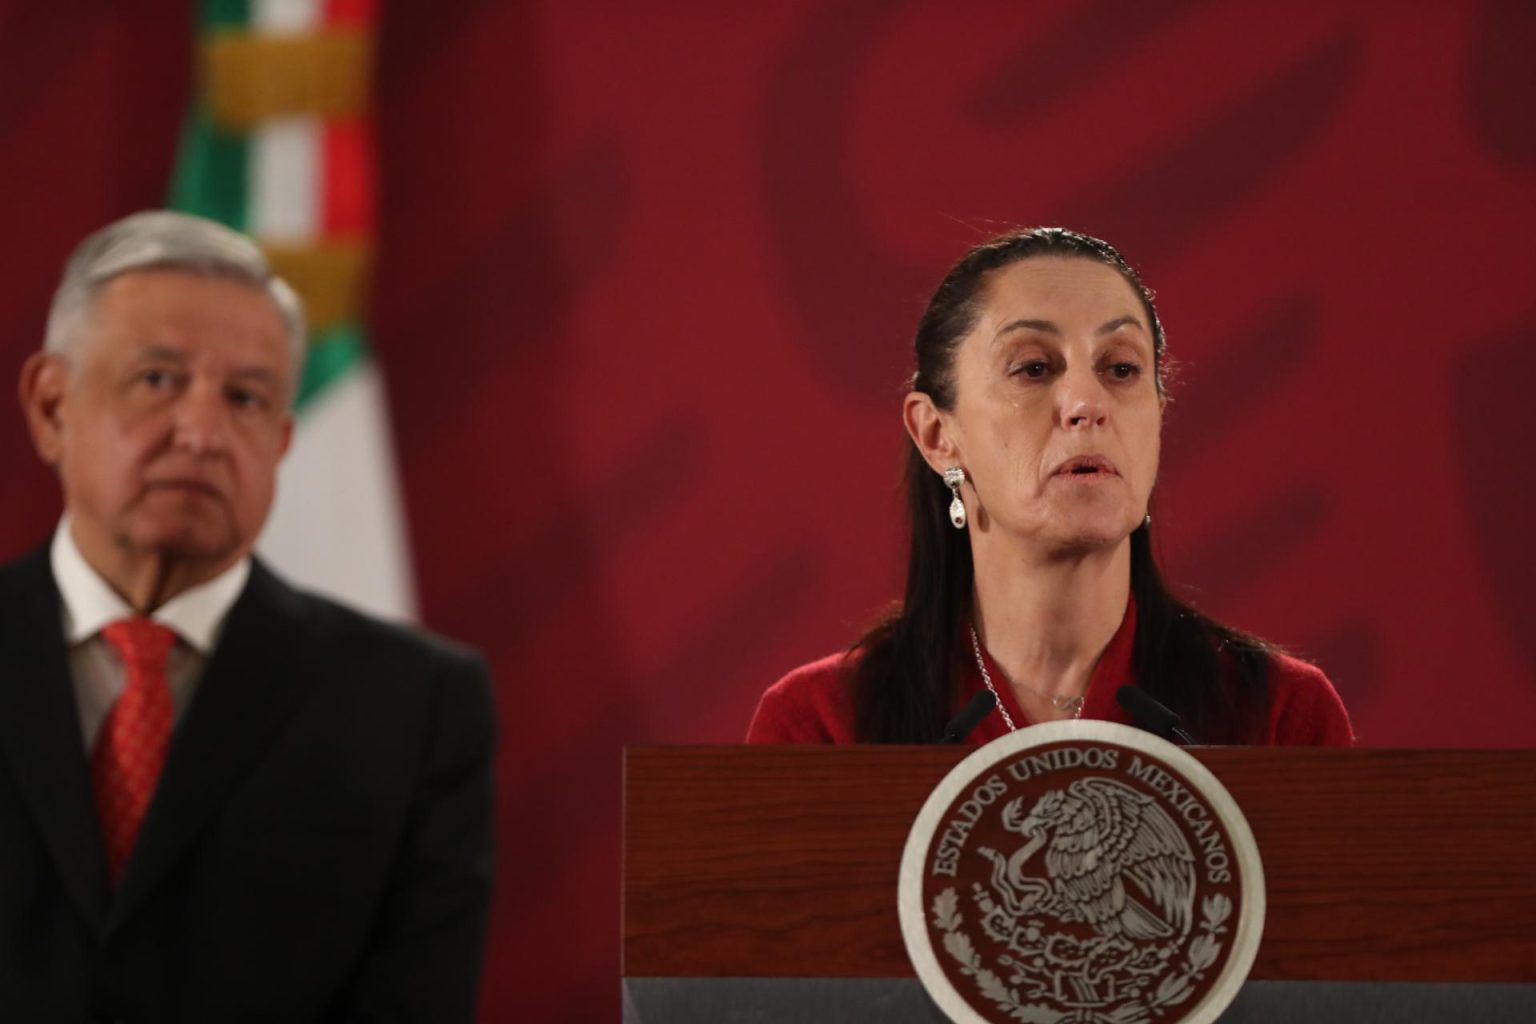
{"left": 1, "top": 211, "right": 495, "bottom": 1022}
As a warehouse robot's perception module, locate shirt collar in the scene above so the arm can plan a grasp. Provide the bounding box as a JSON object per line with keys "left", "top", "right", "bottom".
{"left": 51, "top": 517, "right": 251, "bottom": 654}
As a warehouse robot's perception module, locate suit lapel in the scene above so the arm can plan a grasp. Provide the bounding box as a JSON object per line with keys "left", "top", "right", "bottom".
{"left": 0, "top": 548, "right": 111, "bottom": 931}
{"left": 108, "top": 561, "right": 319, "bottom": 932}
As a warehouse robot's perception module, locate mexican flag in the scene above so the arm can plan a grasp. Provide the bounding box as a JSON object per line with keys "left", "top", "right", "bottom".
{"left": 170, "top": 0, "right": 416, "bottom": 621}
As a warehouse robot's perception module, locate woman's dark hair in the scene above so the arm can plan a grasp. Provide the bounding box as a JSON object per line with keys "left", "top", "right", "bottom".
{"left": 851, "top": 227, "right": 1271, "bottom": 744}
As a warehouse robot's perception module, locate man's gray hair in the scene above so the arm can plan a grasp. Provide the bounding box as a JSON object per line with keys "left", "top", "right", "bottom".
{"left": 44, "top": 211, "right": 308, "bottom": 373}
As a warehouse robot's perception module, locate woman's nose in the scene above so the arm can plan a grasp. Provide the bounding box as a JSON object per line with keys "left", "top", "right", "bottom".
{"left": 1057, "top": 367, "right": 1108, "bottom": 429}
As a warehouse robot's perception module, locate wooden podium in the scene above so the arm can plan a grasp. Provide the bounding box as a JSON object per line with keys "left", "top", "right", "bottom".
{"left": 623, "top": 747, "right": 1536, "bottom": 1021}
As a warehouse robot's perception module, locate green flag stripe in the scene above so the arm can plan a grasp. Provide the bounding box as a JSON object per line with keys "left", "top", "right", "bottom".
{"left": 297, "top": 322, "right": 368, "bottom": 410}
{"left": 200, "top": 0, "right": 250, "bottom": 29}
{"left": 168, "top": 103, "right": 249, "bottom": 231}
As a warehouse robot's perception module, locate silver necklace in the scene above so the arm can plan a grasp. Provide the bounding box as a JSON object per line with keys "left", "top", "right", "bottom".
{"left": 968, "top": 624, "right": 1086, "bottom": 729}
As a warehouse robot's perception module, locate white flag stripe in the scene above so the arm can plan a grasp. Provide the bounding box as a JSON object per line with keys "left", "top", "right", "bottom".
{"left": 237, "top": 7, "right": 418, "bottom": 623}
{"left": 252, "top": 0, "right": 321, "bottom": 33}
{"left": 259, "top": 360, "right": 417, "bottom": 621}
{"left": 250, "top": 117, "right": 320, "bottom": 244}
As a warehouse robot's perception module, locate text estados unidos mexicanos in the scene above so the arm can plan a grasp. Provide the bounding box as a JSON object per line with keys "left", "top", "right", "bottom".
{"left": 929, "top": 747, "right": 1232, "bottom": 884}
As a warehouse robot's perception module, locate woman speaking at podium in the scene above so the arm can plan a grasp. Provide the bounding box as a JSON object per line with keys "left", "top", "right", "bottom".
{"left": 748, "top": 228, "right": 1352, "bottom": 746}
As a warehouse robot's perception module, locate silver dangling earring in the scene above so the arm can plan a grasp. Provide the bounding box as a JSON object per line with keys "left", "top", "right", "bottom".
{"left": 944, "top": 467, "right": 967, "bottom": 529}
{"left": 1143, "top": 513, "right": 1152, "bottom": 529}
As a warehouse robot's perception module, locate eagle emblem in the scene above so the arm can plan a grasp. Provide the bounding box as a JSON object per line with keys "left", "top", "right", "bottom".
{"left": 947, "top": 776, "right": 1227, "bottom": 1018}
{"left": 903, "top": 727, "right": 1260, "bottom": 1024}
{"left": 979, "top": 777, "right": 1197, "bottom": 944}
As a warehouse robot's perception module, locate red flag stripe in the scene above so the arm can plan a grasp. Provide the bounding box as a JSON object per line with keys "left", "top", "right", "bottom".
{"left": 323, "top": 116, "right": 374, "bottom": 236}
{"left": 325, "top": 0, "right": 376, "bottom": 27}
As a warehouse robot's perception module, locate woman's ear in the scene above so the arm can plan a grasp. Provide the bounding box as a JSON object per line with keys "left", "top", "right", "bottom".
{"left": 903, "top": 391, "right": 960, "bottom": 476}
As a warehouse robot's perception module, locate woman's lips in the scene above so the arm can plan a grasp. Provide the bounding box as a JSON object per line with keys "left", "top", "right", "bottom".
{"left": 1052, "top": 454, "right": 1119, "bottom": 478}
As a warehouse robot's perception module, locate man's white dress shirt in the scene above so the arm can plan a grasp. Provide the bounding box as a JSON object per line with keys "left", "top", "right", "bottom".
{"left": 50, "top": 518, "right": 249, "bottom": 750}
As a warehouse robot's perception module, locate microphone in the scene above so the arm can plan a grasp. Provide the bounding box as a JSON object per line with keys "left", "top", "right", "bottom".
{"left": 941, "top": 690, "right": 997, "bottom": 744}
{"left": 1116, "top": 686, "right": 1198, "bottom": 745}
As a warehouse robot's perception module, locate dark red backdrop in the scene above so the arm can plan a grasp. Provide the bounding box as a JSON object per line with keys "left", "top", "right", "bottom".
{"left": 1, "top": 2, "right": 1533, "bottom": 1019}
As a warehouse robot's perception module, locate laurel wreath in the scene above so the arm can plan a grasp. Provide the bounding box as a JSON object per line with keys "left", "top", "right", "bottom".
{"left": 1144, "top": 893, "right": 1231, "bottom": 1015}
{"left": 932, "top": 887, "right": 1067, "bottom": 1024}
{"left": 930, "top": 888, "right": 1233, "bottom": 1024}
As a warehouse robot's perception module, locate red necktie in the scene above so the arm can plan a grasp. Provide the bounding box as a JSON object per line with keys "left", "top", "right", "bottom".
{"left": 91, "top": 617, "right": 177, "bottom": 885}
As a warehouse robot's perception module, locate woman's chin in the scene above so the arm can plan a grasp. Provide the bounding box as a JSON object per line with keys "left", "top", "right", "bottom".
{"left": 976, "top": 504, "right": 1140, "bottom": 556}
{"left": 1034, "top": 516, "right": 1138, "bottom": 556}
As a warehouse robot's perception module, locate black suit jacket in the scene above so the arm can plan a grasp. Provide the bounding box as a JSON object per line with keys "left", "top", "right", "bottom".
{"left": 0, "top": 546, "right": 496, "bottom": 1023}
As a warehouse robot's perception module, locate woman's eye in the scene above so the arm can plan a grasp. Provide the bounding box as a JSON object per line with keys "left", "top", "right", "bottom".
{"left": 139, "top": 368, "right": 175, "bottom": 389}
{"left": 1013, "top": 360, "right": 1051, "bottom": 379}
{"left": 1107, "top": 362, "right": 1141, "bottom": 381}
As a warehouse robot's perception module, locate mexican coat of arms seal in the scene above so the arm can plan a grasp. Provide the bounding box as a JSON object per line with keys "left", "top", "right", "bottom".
{"left": 899, "top": 721, "right": 1264, "bottom": 1024}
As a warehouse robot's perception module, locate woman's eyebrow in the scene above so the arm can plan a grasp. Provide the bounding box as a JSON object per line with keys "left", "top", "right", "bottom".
{"left": 994, "top": 315, "right": 1144, "bottom": 342}
{"left": 1097, "top": 315, "right": 1145, "bottom": 335}
{"left": 994, "top": 318, "right": 1060, "bottom": 341}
